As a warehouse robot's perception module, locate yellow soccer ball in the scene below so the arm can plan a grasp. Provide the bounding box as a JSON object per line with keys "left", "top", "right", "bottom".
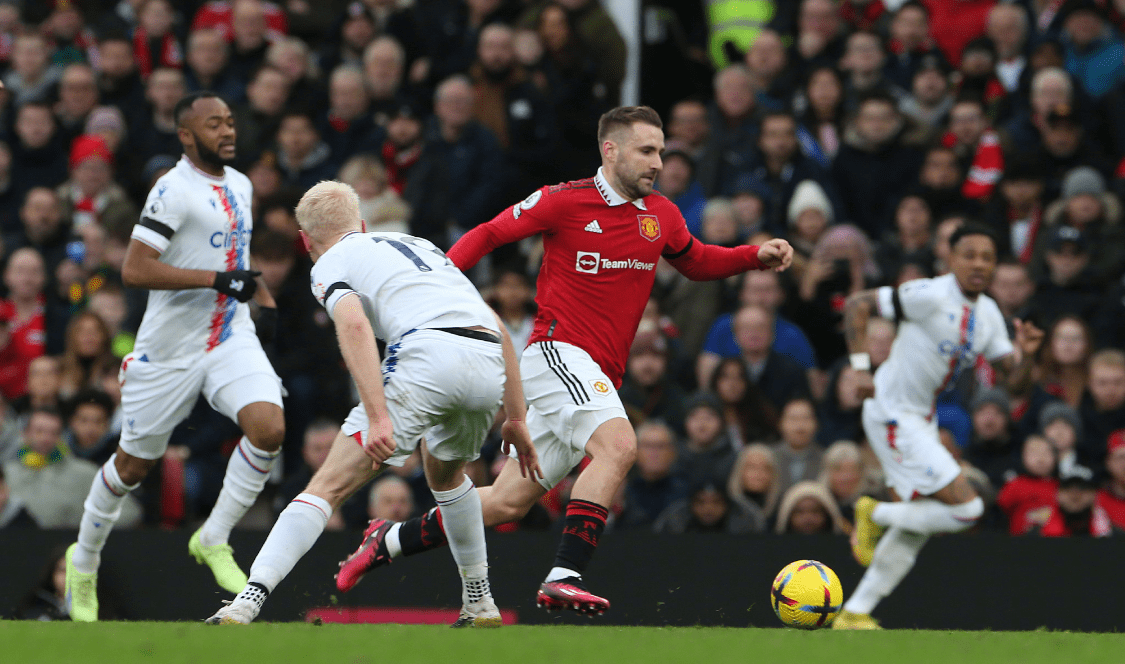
{"left": 770, "top": 560, "right": 844, "bottom": 629}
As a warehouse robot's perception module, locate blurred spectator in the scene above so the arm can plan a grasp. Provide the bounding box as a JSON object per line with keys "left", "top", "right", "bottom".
{"left": 320, "top": 66, "right": 383, "bottom": 165}
{"left": 380, "top": 101, "right": 425, "bottom": 194}
{"left": 1040, "top": 465, "right": 1111, "bottom": 536}
{"left": 58, "top": 134, "right": 136, "bottom": 231}
{"left": 183, "top": 28, "right": 242, "bottom": 103}
{"left": 899, "top": 54, "right": 954, "bottom": 145}
{"left": 989, "top": 260, "right": 1035, "bottom": 325}
{"left": 1060, "top": 0, "right": 1125, "bottom": 99}
{"left": 734, "top": 111, "right": 839, "bottom": 233}
{"left": 746, "top": 29, "right": 795, "bottom": 109}
{"left": 96, "top": 32, "right": 147, "bottom": 113}
{"left": 654, "top": 479, "right": 763, "bottom": 534}
{"left": 954, "top": 37, "right": 1006, "bottom": 118}
{"left": 11, "top": 102, "right": 70, "bottom": 197}
{"left": 932, "top": 213, "right": 967, "bottom": 275}
{"left": 884, "top": 2, "right": 944, "bottom": 89}
{"left": 363, "top": 36, "right": 410, "bottom": 125}
{"left": 266, "top": 36, "right": 322, "bottom": 103}
{"left": 0, "top": 248, "right": 47, "bottom": 402}
{"left": 275, "top": 111, "right": 337, "bottom": 189}
{"left": 913, "top": 144, "right": 970, "bottom": 222}
{"left": 1027, "top": 226, "right": 1103, "bottom": 325}
{"left": 709, "top": 356, "right": 778, "bottom": 448}
{"left": 318, "top": 2, "right": 377, "bottom": 75}
{"left": 484, "top": 268, "right": 534, "bottom": 350}
{"left": 1005, "top": 67, "right": 1074, "bottom": 155}
{"left": 12, "top": 547, "right": 68, "bottom": 619}
{"left": 795, "top": 66, "right": 845, "bottom": 166}
{"left": 1097, "top": 429, "right": 1125, "bottom": 529}
{"left": 1041, "top": 400, "right": 1084, "bottom": 477}
{"left": 619, "top": 328, "right": 687, "bottom": 433}
{"left": 405, "top": 75, "right": 505, "bottom": 248}
{"left": 132, "top": 68, "right": 188, "bottom": 165}
{"left": 3, "top": 33, "right": 60, "bottom": 106}
{"left": 519, "top": 0, "right": 626, "bottom": 106}
{"left": 833, "top": 91, "right": 922, "bottom": 239}
{"left": 875, "top": 194, "right": 934, "bottom": 284}
{"left": 818, "top": 359, "right": 869, "bottom": 445}
{"left": 59, "top": 311, "right": 117, "bottom": 401}
{"left": 65, "top": 388, "right": 116, "bottom": 466}
{"left": 54, "top": 64, "right": 101, "bottom": 147}
{"left": 983, "top": 156, "right": 1047, "bottom": 263}
{"left": 193, "top": 0, "right": 288, "bottom": 45}
{"left": 655, "top": 150, "right": 705, "bottom": 237}
{"left": 1035, "top": 104, "right": 1113, "bottom": 202}
{"left": 1032, "top": 166, "right": 1124, "bottom": 287}
{"left": 336, "top": 155, "right": 410, "bottom": 234}
{"left": 666, "top": 100, "right": 710, "bottom": 162}
{"left": 789, "top": 0, "right": 848, "bottom": 78}
{"left": 9, "top": 356, "right": 61, "bottom": 420}
{"left": 619, "top": 421, "right": 687, "bottom": 530}
{"left": 773, "top": 397, "right": 823, "bottom": 498}
{"left": 675, "top": 392, "right": 737, "bottom": 489}
{"left": 471, "top": 23, "right": 557, "bottom": 198}
{"left": 997, "top": 433, "right": 1058, "bottom": 534}
{"left": 368, "top": 474, "right": 416, "bottom": 522}
{"left": 964, "top": 386, "right": 1019, "bottom": 487}
{"left": 774, "top": 480, "right": 846, "bottom": 534}
{"left": 535, "top": 2, "right": 608, "bottom": 180}
{"left": 697, "top": 64, "right": 766, "bottom": 197}
{"left": 1081, "top": 349, "right": 1125, "bottom": 474}
{"left": 2, "top": 407, "right": 139, "bottom": 528}
{"left": 839, "top": 30, "right": 904, "bottom": 113}
{"left": 945, "top": 97, "right": 1004, "bottom": 201}
{"left": 786, "top": 179, "right": 833, "bottom": 273}
{"left": 0, "top": 465, "right": 36, "bottom": 528}
{"left": 700, "top": 198, "right": 739, "bottom": 247}
{"left": 731, "top": 304, "right": 812, "bottom": 411}
{"left": 987, "top": 3, "right": 1030, "bottom": 94}
{"left": 232, "top": 65, "right": 290, "bottom": 167}
{"left": 0, "top": 142, "right": 16, "bottom": 236}
{"left": 818, "top": 439, "right": 865, "bottom": 523}
{"left": 727, "top": 442, "right": 782, "bottom": 523}
{"left": 922, "top": 0, "right": 998, "bottom": 68}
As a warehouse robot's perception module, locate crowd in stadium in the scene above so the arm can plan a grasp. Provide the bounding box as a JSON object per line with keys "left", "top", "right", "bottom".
{"left": 2, "top": 0, "right": 1125, "bottom": 557}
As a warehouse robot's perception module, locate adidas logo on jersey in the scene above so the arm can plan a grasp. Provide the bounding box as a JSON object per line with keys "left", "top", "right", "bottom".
{"left": 584, "top": 220, "right": 603, "bottom": 233}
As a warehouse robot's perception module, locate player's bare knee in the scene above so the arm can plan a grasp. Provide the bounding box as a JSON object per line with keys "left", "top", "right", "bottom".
{"left": 601, "top": 436, "right": 637, "bottom": 471}
{"left": 248, "top": 420, "right": 286, "bottom": 453}
{"left": 115, "top": 453, "right": 157, "bottom": 485}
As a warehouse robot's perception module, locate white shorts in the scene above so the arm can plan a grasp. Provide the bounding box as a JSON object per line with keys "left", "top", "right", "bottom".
{"left": 516, "top": 341, "right": 628, "bottom": 490}
{"left": 862, "top": 399, "right": 962, "bottom": 499}
{"left": 342, "top": 329, "right": 505, "bottom": 466}
{"left": 118, "top": 331, "right": 284, "bottom": 460}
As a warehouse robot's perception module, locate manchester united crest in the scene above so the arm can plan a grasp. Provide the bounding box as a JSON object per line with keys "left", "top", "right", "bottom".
{"left": 637, "top": 214, "right": 661, "bottom": 242}
{"left": 590, "top": 379, "right": 612, "bottom": 395}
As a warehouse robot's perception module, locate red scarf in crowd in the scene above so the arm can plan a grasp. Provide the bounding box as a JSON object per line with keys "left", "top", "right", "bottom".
{"left": 133, "top": 28, "right": 183, "bottom": 78}
{"left": 381, "top": 141, "right": 422, "bottom": 195}
{"left": 943, "top": 128, "right": 1004, "bottom": 200}
{"left": 840, "top": 0, "right": 886, "bottom": 30}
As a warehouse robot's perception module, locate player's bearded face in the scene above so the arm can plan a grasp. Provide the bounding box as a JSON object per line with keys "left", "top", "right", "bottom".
{"left": 614, "top": 124, "right": 663, "bottom": 200}
{"left": 191, "top": 128, "right": 236, "bottom": 168}
{"left": 949, "top": 235, "right": 997, "bottom": 296}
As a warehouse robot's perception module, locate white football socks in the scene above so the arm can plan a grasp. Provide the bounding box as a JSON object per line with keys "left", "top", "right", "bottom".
{"left": 385, "top": 522, "right": 404, "bottom": 558}
{"left": 843, "top": 527, "right": 929, "bottom": 615}
{"left": 246, "top": 493, "right": 331, "bottom": 593}
{"left": 73, "top": 454, "right": 139, "bottom": 573}
{"left": 872, "top": 497, "right": 984, "bottom": 534}
{"left": 199, "top": 437, "right": 280, "bottom": 546}
{"left": 431, "top": 476, "right": 488, "bottom": 579}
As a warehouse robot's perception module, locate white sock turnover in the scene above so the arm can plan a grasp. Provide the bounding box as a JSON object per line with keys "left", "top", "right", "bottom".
{"left": 74, "top": 454, "right": 139, "bottom": 573}
{"left": 246, "top": 493, "right": 331, "bottom": 593}
{"left": 200, "top": 437, "right": 280, "bottom": 546}
{"left": 871, "top": 497, "right": 983, "bottom": 534}
{"left": 430, "top": 476, "right": 487, "bottom": 572}
{"left": 843, "top": 527, "right": 929, "bottom": 615}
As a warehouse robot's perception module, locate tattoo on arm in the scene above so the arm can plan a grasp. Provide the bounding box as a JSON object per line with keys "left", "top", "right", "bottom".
{"left": 843, "top": 290, "right": 880, "bottom": 355}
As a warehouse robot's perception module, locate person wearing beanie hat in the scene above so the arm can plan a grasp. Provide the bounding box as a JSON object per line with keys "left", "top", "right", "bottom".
{"left": 1040, "top": 400, "right": 1083, "bottom": 477}
{"left": 787, "top": 179, "right": 834, "bottom": 263}
{"left": 674, "top": 392, "right": 737, "bottom": 493}
{"left": 1096, "top": 429, "right": 1125, "bottom": 529}
{"left": 60, "top": 134, "right": 137, "bottom": 230}
{"left": 83, "top": 107, "right": 127, "bottom": 153}
{"left": 1061, "top": 166, "right": 1106, "bottom": 201}
{"left": 1040, "top": 464, "right": 1111, "bottom": 537}
{"left": 965, "top": 387, "right": 1018, "bottom": 488}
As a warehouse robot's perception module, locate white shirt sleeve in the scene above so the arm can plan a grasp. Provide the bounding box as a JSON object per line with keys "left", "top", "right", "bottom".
{"left": 310, "top": 255, "right": 357, "bottom": 320}
{"left": 132, "top": 181, "right": 188, "bottom": 253}
{"left": 983, "top": 300, "right": 1015, "bottom": 362}
{"left": 877, "top": 278, "right": 942, "bottom": 322}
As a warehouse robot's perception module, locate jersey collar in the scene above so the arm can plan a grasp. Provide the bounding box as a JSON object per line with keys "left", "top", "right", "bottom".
{"left": 594, "top": 167, "right": 647, "bottom": 210}
{"left": 181, "top": 155, "right": 227, "bottom": 182}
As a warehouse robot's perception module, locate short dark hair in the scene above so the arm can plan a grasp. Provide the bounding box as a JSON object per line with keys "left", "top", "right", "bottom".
{"left": 27, "top": 406, "right": 63, "bottom": 427}
{"left": 174, "top": 91, "right": 223, "bottom": 127}
{"left": 68, "top": 389, "right": 115, "bottom": 421}
{"left": 948, "top": 222, "right": 999, "bottom": 252}
{"left": 857, "top": 89, "right": 900, "bottom": 112}
{"left": 759, "top": 110, "right": 797, "bottom": 129}
{"left": 250, "top": 228, "right": 297, "bottom": 261}
{"left": 597, "top": 106, "right": 663, "bottom": 144}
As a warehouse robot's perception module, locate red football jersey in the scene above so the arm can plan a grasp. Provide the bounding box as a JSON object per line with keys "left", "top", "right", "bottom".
{"left": 449, "top": 169, "right": 765, "bottom": 386}
{"left": 1096, "top": 488, "right": 1125, "bottom": 531}
{"left": 0, "top": 299, "right": 46, "bottom": 401}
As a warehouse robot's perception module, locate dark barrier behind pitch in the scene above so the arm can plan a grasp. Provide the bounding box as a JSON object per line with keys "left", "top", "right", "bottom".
{"left": 2, "top": 530, "right": 1122, "bottom": 630}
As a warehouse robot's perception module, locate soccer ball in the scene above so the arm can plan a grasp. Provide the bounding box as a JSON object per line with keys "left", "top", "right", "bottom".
{"left": 770, "top": 560, "right": 844, "bottom": 629}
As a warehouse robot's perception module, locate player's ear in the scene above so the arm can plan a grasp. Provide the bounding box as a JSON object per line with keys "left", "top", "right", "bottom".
{"left": 360, "top": 219, "right": 367, "bottom": 232}
{"left": 299, "top": 230, "right": 311, "bottom": 253}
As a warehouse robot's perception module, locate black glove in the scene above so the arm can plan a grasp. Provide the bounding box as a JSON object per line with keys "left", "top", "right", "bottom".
{"left": 256, "top": 306, "right": 278, "bottom": 348}
{"left": 212, "top": 269, "right": 261, "bottom": 303}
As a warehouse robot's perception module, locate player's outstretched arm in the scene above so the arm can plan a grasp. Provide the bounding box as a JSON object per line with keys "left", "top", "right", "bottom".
{"left": 993, "top": 318, "right": 1044, "bottom": 396}
{"left": 490, "top": 309, "right": 542, "bottom": 481}
{"left": 333, "top": 294, "right": 395, "bottom": 466}
{"left": 123, "top": 239, "right": 261, "bottom": 302}
{"left": 843, "top": 288, "right": 881, "bottom": 398}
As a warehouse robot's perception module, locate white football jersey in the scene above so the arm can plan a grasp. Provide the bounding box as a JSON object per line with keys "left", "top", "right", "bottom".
{"left": 872, "top": 273, "right": 1013, "bottom": 416}
{"left": 310, "top": 231, "right": 494, "bottom": 341}
{"left": 130, "top": 157, "right": 255, "bottom": 363}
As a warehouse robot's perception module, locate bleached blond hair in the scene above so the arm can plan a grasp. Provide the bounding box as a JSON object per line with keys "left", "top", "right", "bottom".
{"left": 295, "top": 180, "right": 362, "bottom": 239}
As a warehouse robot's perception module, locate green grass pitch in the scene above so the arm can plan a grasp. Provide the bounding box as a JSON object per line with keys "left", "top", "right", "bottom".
{"left": 3, "top": 623, "right": 1124, "bottom": 664}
